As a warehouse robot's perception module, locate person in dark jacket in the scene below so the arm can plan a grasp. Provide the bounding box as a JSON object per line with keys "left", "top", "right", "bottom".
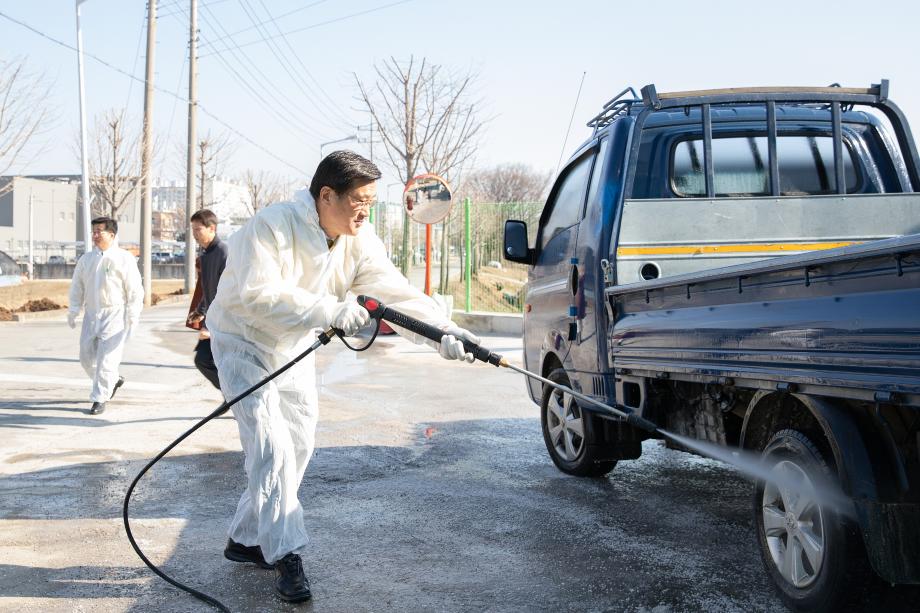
{"left": 186, "top": 209, "right": 228, "bottom": 389}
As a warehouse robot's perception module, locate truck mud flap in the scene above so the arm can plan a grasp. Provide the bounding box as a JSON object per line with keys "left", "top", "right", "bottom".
{"left": 856, "top": 500, "right": 920, "bottom": 584}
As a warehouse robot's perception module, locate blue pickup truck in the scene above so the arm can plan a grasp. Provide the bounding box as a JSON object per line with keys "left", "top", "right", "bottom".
{"left": 503, "top": 82, "right": 919, "bottom": 612}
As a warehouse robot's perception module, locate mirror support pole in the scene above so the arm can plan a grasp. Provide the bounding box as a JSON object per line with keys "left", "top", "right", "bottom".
{"left": 425, "top": 223, "right": 432, "bottom": 295}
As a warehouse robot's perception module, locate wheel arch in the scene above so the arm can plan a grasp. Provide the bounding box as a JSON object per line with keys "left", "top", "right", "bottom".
{"left": 740, "top": 391, "right": 878, "bottom": 501}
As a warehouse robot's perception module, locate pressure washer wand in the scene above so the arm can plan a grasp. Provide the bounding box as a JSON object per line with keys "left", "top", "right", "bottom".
{"left": 356, "top": 295, "right": 660, "bottom": 435}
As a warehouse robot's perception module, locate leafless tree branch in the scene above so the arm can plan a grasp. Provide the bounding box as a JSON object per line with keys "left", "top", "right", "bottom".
{"left": 0, "top": 57, "right": 53, "bottom": 195}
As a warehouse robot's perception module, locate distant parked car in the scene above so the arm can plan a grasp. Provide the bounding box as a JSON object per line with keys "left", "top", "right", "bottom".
{"left": 152, "top": 252, "right": 172, "bottom": 264}
{"left": 47, "top": 255, "right": 66, "bottom": 265}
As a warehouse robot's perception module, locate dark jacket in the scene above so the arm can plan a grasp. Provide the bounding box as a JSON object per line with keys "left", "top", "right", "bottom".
{"left": 196, "top": 236, "right": 229, "bottom": 318}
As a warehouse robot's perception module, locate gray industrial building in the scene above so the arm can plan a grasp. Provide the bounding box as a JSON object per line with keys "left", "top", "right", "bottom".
{"left": 0, "top": 175, "right": 142, "bottom": 265}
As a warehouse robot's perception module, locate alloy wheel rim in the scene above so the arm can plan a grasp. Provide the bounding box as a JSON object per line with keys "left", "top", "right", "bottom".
{"left": 761, "top": 459, "right": 826, "bottom": 588}
{"left": 546, "top": 386, "right": 585, "bottom": 461}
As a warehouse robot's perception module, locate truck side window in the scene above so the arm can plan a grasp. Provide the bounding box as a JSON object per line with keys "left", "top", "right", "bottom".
{"left": 540, "top": 153, "right": 593, "bottom": 250}
{"left": 672, "top": 135, "right": 860, "bottom": 197}
{"left": 585, "top": 138, "right": 610, "bottom": 213}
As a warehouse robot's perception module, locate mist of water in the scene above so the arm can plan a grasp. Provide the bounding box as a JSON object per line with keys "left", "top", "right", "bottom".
{"left": 661, "top": 430, "right": 856, "bottom": 519}
{"left": 504, "top": 364, "right": 856, "bottom": 519}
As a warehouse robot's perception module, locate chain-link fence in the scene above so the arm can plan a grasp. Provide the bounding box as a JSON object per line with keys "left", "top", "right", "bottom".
{"left": 4, "top": 200, "right": 545, "bottom": 312}
{"left": 372, "top": 200, "right": 542, "bottom": 313}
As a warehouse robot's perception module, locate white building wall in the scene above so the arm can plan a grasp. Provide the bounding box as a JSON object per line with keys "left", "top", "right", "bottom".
{"left": 0, "top": 176, "right": 141, "bottom": 261}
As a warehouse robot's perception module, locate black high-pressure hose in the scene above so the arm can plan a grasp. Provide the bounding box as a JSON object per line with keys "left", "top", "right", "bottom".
{"left": 122, "top": 325, "right": 384, "bottom": 613}
{"left": 124, "top": 296, "right": 657, "bottom": 612}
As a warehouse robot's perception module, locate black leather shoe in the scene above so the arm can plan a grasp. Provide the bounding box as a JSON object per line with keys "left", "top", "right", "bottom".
{"left": 90, "top": 402, "right": 106, "bottom": 415}
{"left": 223, "top": 539, "right": 272, "bottom": 569}
{"left": 274, "top": 553, "right": 311, "bottom": 603}
{"left": 110, "top": 376, "right": 125, "bottom": 399}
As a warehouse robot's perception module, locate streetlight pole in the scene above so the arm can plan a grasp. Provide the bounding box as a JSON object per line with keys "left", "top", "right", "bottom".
{"left": 139, "top": 0, "right": 156, "bottom": 307}
{"left": 319, "top": 134, "right": 359, "bottom": 160}
{"left": 75, "top": 0, "right": 92, "bottom": 254}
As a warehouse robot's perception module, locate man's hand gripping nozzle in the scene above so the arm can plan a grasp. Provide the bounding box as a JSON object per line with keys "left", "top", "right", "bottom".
{"left": 355, "top": 295, "right": 659, "bottom": 435}
{"left": 356, "top": 295, "right": 507, "bottom": 367}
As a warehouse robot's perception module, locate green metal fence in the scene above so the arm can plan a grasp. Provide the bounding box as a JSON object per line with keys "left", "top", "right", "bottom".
{"left": 373, "top": 199, "right": 543, "bottom": 313}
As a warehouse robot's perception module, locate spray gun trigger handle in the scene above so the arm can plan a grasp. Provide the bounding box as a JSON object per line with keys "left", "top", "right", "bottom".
{"left": 357, "top": 295, "right": 384, "bottom": 319}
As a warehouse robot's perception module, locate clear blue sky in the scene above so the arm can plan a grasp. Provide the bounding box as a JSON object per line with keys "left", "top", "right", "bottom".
{"left": 3, "top": 0, "right": 920, "bottom": 193}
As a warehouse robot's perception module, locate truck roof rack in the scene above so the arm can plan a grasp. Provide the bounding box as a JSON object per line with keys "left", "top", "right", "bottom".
{"left": 639, "top": 81, "right": 889, "bottom": 109}
{"left": 586, "top": 87, "right": 642, "bottom": 131}
{"left": 615, "top": 79, "right": 920, "bottom": 199}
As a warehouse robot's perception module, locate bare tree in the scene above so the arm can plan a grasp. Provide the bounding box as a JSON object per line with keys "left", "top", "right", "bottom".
{"left": 241, "top": 169, "right": 289, "bottom": 217}
{"left": 450, "top": 163, "right": 551, "bottom": 277}
{"left": 87, "top": 109, "right": 141, "bottom": 219}
{"left": 462, "top": 163, "right": 552, "bottom": 204}
{"left": 355, "top": 56, "right": 483, "bottom": 275}
{"left": 196, "top": 131, "right": 236, "bottom": 210}
{"left": 0, "top": 57, "right": 51, "bottom": 193}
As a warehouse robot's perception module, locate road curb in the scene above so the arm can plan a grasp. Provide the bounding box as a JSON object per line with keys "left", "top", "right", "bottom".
{"left": 450, "top": 310, "right": 522, "bottom": 335}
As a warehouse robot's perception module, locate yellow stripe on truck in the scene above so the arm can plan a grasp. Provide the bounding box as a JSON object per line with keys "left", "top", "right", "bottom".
{"left": 616, "top": 241, "right": 857, "bottom": 257}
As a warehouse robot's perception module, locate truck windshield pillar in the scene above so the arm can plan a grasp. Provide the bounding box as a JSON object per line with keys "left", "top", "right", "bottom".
{"left": 702, "top": 103, "right": 714, "bottom": 198}
{"left": 767, "top": 101, "right": 780, "bottom": 196}
{"left": 832, "top": 101, "right": 846, "bottom": 194}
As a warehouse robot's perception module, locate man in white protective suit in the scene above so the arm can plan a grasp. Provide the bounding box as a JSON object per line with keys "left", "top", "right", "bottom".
{"left": 207, "top": 151, "right": 479, "bottom": 604}
{"left": 68, "top": 216, "right": 144, "bottom": 415}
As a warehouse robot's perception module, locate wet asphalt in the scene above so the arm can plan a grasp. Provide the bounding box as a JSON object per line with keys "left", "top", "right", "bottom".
{"left": 1, "top": 304, "right": 916, "bottom": 612}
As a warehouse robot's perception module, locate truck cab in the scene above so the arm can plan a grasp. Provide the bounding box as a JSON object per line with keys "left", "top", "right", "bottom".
{"left": 504, "top": 82, "right": 920, "bottom": 612}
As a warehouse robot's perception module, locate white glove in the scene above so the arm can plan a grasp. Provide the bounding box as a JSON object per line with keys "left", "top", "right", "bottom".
{"left": 67, "top": 312, "right": 77, "bottom": 329}
{"left": 438, "top": 325, "right": 480, "bottom": 363}
{"left": 125, "top": 319, "right": 137, "bottom": 341}
{"left": 330, "top": 301, "right": 370, "bottom": 336}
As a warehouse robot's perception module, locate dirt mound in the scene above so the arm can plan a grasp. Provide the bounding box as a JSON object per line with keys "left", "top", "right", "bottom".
{"left": 15, "top": 298, "right": 63, "bottom": 312}
{"left": 152, "top": 288, "right": 187, "bottom": 305}
{"left": 0, "top": 306, "right": 12, "bottom": 321}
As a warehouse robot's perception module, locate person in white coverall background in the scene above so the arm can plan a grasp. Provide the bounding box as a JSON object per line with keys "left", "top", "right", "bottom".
{"left": 207, "top": 150, "right": 479, "bottom": 604}
{"left": 68, "top": 216, "right": 144, "bottom": 415}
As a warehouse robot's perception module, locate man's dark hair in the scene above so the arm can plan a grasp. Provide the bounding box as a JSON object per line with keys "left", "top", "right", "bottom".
{"left": 91, "top": 216, "right": 118, "bottom": 235}
{"left": 309, "top": 150, "right": 381, "bottom": 200}
{"left": 191, "top": 208, "right": 218, "bottom": 228}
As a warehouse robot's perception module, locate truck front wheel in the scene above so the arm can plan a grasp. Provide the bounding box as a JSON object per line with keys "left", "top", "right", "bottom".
{"left": 540, "top": 368, "right": 616, "bottom": 477}
{"left": 753, "top": 429, "right": 870, "bottom": 612}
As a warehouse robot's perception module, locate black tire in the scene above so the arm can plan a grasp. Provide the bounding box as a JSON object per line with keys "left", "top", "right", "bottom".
{"left": 753, "top": 429, "right": 871, "bottom": 612}
{"left": 540, "top": 368, "right": 616, "bottom": 477}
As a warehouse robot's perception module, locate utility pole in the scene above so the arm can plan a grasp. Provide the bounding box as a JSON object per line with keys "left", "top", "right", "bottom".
{"left": 75, "top": 0, "right": 92, "bottom": 254}
{"left": 185, "top": 0, "right": 198, "bottom": 295}
{"left": 28, "top": 190, "right": 34, "bottom": 280}
{"left": 139, "top": 0, "right": 156, "bottom": 307}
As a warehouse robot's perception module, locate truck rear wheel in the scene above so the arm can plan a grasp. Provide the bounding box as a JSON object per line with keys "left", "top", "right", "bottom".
{"left": 540, "top": 368, "right": 616, "bottom": 477}
{"left": 753, "top": 429, "right": 870, "bottom": 612}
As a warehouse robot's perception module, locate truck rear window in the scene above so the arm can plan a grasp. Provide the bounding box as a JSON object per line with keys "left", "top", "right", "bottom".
{"left": 671, "top": 135, "right": 860, "bottom": 197}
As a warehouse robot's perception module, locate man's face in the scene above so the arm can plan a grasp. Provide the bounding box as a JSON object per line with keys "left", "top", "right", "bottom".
{"left": 91, "top": 224, "right": 115, "bottom": 250}
{"left": 317, "top": 181, "right": 376, "bottom": 238}
{"left": 191, "top": 220, "right": 216, "bottom": 248}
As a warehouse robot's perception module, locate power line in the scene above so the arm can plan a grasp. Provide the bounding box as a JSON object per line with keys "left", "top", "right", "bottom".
{"left": 199, "top": 0, "right": 331, "bottom": 49}
{"left": 123, "top": 3, "right": 147, "bottom": 111}
{"left": 0, "top": 9, "right": 304, "bottom": 174}
{"left": 158, "top": 0, "right": 231, "bottom": 19}
{"left": 199, "top": 0, "right": 416, "bottom": 57}
{"left": 253, "top": 0, "right": 355, "bottom": 128}
{"left": 193, "top": 5, "right": 337, "bottom": 141}
{"left": 237, "top": 0, "right": 354, "bottom": 129}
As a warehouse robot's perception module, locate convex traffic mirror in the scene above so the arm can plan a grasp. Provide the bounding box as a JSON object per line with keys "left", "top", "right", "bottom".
{"left": 404, "top": 174, "right": 452, "bottom": 224}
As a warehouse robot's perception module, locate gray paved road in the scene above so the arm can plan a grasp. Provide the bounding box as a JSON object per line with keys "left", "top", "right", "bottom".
{"left": 0, "top": 304, "right": 914, "bottom": 612}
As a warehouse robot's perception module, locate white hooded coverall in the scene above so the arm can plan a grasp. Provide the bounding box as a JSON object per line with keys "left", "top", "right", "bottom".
{"left": 68, "top": 244, "right": 144, "bottom": 402}
{"left": 208, "top": 188, "right": 456, "bottom": 564}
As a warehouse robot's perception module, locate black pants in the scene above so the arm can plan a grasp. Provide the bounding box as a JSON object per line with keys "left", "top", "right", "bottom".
{"left": 194, "top": 338, "right": 221, "bottom": 390}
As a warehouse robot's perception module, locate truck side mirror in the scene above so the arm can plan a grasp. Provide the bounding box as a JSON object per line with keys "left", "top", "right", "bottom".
{"left": 503, "top": 220, "right": 533, "bottom": 265}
